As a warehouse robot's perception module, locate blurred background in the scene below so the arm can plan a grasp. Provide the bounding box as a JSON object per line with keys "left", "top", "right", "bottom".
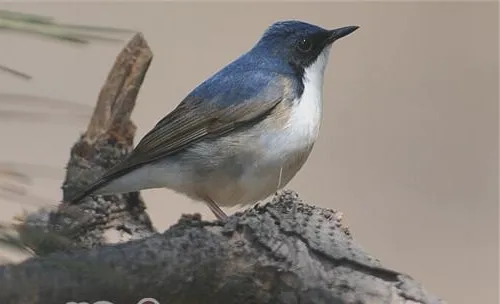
{"left": 0, "top": 2, "right": 497, "bottom": 304}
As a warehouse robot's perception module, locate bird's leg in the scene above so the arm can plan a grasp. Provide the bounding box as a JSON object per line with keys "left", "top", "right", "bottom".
{"left": 204, "top": 198, "right": 228, "bottom": 220}
{"left": 276, "top": 166, "right": 283, "bottom": 190}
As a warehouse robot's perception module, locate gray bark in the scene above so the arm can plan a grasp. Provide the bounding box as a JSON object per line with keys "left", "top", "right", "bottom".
{"left": 0, "top": 33, "right": 446, "bottom": 304}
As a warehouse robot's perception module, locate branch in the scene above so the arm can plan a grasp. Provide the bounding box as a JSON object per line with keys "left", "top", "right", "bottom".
{"left": 12, "top": 32, "right": 156, "bottom": 255}
{"left": 0, "top": 191, "right": 444, "bottom": 304}
{"left": 0, "top": 33, "right": 446, "bottom": 304}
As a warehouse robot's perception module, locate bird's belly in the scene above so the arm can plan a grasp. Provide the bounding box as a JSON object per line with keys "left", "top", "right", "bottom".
{"left": 220, "top": 145, "right": 313, "bottom": 207}
{"left": 199, "top": 126, "right": 316, "bottom": 207}
{"left": 195, "top": 154, "right": 310, "bottom": 208}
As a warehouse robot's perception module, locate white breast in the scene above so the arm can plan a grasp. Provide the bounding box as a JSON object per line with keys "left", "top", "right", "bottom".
{"left": 281, "top": 45, "right": 332, "bottom": 152}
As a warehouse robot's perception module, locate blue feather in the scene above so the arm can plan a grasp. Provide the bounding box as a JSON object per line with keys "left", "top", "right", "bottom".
{"left": 188, "top": 20, "right": 329, "bottom": 107}
{"left": 189, "top": 55, "right": 299, "bottom": 107}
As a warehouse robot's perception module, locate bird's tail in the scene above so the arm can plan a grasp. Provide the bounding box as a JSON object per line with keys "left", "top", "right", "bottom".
{"left": 63, "top": 161, "right": 147, "bottom": 204}
{"left": 63, "top": 177, "right": 112, "bottom": 204}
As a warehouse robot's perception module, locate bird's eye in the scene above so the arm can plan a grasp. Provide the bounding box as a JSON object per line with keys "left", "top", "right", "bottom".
{"left": 297, "top": 38, "right": 313, "bottom": 52}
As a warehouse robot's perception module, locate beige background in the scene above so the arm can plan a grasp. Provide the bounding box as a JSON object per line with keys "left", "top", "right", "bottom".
{"left": 0, "top": 2, "right": 497, "bottom": 304}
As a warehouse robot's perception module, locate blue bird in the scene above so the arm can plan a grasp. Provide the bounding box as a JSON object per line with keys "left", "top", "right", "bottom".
{"left": 66, "top": 20, "right": 359, "bottom": 220}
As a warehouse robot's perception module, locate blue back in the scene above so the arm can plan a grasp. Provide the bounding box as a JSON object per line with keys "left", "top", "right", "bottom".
{"left": 189, "top": 55, "right": 296, "bottom": 107}
{"left": 188, "top": 20, "right": 329, "bottom": 107}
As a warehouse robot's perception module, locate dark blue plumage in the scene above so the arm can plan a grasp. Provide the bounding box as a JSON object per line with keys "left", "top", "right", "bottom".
{"left": 189, "top": 21, "right": 332, "bottom": 106}
{"left": 190, "top": 69, "right": 299, "bottom": 108}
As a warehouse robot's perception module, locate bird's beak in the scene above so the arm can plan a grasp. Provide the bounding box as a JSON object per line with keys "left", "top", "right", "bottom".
{"left": 327, "top": 25, "right": 359, "bottom": 43}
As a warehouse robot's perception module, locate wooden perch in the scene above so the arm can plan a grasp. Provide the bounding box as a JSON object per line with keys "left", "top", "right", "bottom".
{"left": 0, "top": 33, "right": 446, "bottom": 304}
{"left": 56, "top": 32, "right": 156, "bottom": 250}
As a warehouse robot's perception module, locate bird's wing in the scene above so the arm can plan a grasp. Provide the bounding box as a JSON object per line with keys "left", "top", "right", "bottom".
{"left": 121, "top": 71, "right": 294, "bottom": 170}
{"left": 66, "top": 71, "right": 297, "bottom": 203}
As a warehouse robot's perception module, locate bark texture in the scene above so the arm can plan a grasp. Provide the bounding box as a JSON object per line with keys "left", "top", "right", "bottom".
{"left": 0, "top": 33, "right": 446, "bottom": 304}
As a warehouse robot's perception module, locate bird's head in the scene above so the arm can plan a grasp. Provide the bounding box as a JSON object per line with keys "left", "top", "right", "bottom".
{"left": 253, "top": 20, "right": 358, "bottom": 74}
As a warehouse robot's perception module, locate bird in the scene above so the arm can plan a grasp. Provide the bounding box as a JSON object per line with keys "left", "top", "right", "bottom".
{"left": 65, "top": 20, "right": 359, "bottom": 220}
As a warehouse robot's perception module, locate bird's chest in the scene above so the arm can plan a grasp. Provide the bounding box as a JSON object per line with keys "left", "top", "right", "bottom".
{"left": 239, "top": 84, "right": 323, "bottom": 191}
{"left": 266, "top": 76, "right": 324, "bottom": 162}
{"left": 222, "top": 93, "right": 321, "bottom": 206}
